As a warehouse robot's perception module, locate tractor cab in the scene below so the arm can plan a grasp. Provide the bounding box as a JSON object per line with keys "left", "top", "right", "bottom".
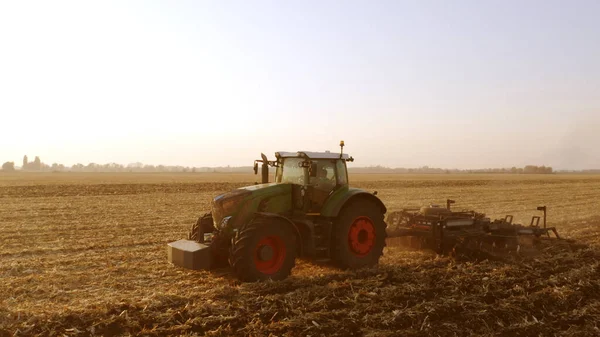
{"left": 274, "top": 152, "right": 351, "bottom": 187}
{"left": 274, "top": 151, "right": 353, "bottom": 212}
{"left": 253, "top": 141, "right": 355, "bottom": 213}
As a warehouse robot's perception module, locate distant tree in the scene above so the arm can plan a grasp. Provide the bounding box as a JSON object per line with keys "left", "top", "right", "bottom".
{"left": 2, "top": 162, "right": 15, "bottom": 171}
{"left": 86, "top": 163, "right": 99, "bottom": 172}
{"left": 71, "top": 163, "right": 85, "bottom": 171}
{"left": 22, "top": 155, "right": 28, "bottom": 169}
{"left": 127, "top": 162, "right": 144, "bottom": 170}
{"left": 106, "top": 163, "right": 123, "bottom": 172}
{"left": 523, "top": 165, "right": 553, "bottom": 174}
{"left": 32, "top": 156, "right": 42, "bottom": 170}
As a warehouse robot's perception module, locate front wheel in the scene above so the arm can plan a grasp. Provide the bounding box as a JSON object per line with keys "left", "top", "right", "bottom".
{"left": 189, "top": 213, "right": 214, "bottom": 242}
{"left": 230, "top": 220, "right": 297, "bottom": 282}
{"left": 332, "top": 200, "right": 386, "bottom": 269}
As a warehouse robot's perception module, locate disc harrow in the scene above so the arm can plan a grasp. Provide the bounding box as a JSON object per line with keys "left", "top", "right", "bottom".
{"left": 386, "top": 200, "right": 561, "bottom": 258}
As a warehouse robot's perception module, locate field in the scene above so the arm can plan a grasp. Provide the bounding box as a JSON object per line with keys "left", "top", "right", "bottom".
{"left": 2, "top": 172, "right": 600, "bottom": 336}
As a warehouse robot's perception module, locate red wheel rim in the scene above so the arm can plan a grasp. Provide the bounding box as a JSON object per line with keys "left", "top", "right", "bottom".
{"left": 348, "top": 216, "right": 376, "bottom": 257}
{"left": 254, "top": 235, "right": 286, "bottom": 274}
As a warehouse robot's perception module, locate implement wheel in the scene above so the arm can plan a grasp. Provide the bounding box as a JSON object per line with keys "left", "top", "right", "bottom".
{"left": 333, "top": 200, "right": 386, "bottom": 269}
{"left": 230, "top": 220, "right": 297, "bottom": 282}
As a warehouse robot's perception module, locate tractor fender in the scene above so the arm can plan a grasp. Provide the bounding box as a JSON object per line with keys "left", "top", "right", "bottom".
{"left": 321, "top": 188, "right": 387, "bottom": 218}
{"left": 252, "top": 212, "right": 303, "bottom": 256}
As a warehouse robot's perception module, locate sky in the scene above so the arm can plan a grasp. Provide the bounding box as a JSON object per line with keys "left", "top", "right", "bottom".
{"left": 1, "top": 0, "right": 599, "bottom": 169}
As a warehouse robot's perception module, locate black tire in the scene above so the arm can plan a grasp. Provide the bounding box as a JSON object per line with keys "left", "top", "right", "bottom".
{"left": 209, "top": 230, "right": 231, "bottom": 268}
{"left": 332, "top": 200, "right": 386, "bottom": 269}
{"left": 230, "top": 220, "right": 297, "bottom": 282}
{"left": 188, "top": 213, "right": 214, "bottom": 242}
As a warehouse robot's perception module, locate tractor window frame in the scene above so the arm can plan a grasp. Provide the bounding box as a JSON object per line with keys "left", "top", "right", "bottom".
{"left": 275, "top": 165, "right": 283, "bottom": 182}
{"left": 277, "top": 157, "right": 308, "bottom": 185}
{"left": 335, "top": 160, "right": 348, "bottom": 185}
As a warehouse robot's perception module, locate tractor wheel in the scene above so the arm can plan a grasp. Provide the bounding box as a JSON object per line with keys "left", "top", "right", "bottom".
{"left": 332, "top": 200, "right": 386, "bottom": 269}
{"left": 188, "top": 213, "right": 214, "bottom": 243}
{"left": 209, "top": 230, "right": 231, "bottom": 268}
{"left": 230, "top": 220, "right": 297, "bottom": 282}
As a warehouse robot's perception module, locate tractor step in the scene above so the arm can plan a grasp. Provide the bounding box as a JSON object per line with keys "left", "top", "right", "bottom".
{"left": 313, "top": 221, "right": 333, "bottom": 258}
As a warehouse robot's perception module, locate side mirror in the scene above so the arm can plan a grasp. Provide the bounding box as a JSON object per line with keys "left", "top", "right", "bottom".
{"left": 309, "top": 163, "right": 318, "bottom": 177}
{"left": 253, "top": 162, "right": 258, "bottom": 174}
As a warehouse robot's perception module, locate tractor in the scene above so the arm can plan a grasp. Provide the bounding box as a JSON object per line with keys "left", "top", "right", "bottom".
{"left": 168, "top": 141, "right": 387, "bottom": 282}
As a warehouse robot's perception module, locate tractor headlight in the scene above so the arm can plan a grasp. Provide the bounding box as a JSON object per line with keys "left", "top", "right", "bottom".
{"left": 219, "top": 216, "right": 233, "bottom": 229}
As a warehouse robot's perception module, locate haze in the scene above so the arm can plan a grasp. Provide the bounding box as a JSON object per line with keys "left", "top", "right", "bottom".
{"left": 1, "top": 1, "right": 599, "bottom": 170}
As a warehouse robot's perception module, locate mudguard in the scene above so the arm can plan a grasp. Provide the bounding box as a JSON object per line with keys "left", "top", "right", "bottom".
{"left": 320, "top": 187, "right": 387, "bottom": 218}
{"left": 253, "top": 212, "right": 303, "bottom": 256}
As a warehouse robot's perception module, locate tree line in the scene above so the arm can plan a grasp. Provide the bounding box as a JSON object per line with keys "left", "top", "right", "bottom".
{"left": 348, "top": 165, "right": 554, "bottom": 174}
{"left": 1, "top": 156, "right": 250, "bottom": 173}
{"left": 1, "top": 156, "right": 559, "bottom": 174}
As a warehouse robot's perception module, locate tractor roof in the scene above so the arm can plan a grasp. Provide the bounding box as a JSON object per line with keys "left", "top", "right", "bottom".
{"left": 275, "top": 151, "right": 350, "bottom": 160}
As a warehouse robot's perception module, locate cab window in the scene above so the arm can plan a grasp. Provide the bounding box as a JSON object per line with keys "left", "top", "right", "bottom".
{"left": 310, "top": 160, "right": 336, "bottom": 189}
{"left": 278, "top": 158, "right": 306, "bottom": 184}
{"left": 336, "top": 160, "right": 348, "bottom": 185}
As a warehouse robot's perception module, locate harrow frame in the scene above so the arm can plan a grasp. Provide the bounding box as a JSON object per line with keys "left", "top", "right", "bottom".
{"left": 386, "top": 200, "right": 561, "bottom": 255}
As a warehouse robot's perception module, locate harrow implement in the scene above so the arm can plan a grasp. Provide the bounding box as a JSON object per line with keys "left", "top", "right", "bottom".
{"left": 385, "top": 200, "right": 561, "bottom": 257}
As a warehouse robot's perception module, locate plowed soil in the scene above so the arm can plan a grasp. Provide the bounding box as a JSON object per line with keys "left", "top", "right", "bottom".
{"left": 1, "top": 173, "right": 600, "bottom": 336}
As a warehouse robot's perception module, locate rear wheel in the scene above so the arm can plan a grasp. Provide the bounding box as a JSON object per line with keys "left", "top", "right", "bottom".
{"left": 230, "top": 220, "right": 297, "bottom": 282}
{"left": 333, "top": 200, "right": 386, "bottom": 269}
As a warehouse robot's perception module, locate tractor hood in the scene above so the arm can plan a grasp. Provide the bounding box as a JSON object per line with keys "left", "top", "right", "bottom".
{"left": 238, "top": 182, "right": 291, "bottom": 194}
{"left": 211, "top": 183, "right": 293, "bottom": 228}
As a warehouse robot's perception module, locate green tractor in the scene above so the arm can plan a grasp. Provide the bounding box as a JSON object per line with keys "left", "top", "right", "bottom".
{"left": 167, "top": 141, "right": 387, "bottom": 281}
